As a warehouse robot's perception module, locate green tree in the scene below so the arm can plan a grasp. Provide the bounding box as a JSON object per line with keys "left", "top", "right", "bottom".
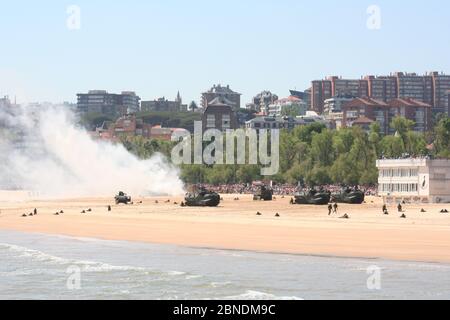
{"left": 390, "top": 116, "right": 414, "bottom": 145}
{"left": 434, "top": 116, "right": 450, "bottom": 158}
{"left": 310, "top": 129, "right": 335, "bottom": 167}
{"left": 189, "top": 101, "right": 198, "bottom": 112}
{"left": 280, "top": 104, "right": 303, "bottom": 117}
{"left": 368, "top": 122, "right": 382, "bottom": 157}
{"left": 380, "top": 135, "right": 405, "bottom": 158}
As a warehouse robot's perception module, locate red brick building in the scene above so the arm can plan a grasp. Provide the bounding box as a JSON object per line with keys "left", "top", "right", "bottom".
{"left": 312, "top": 72, "right": 450, "bottom": 115}
{"left": 202, "top": 97, "right": 238, "bottom": 132}
{"left": 342, "top": 97, "right": 432, "bottom": 135}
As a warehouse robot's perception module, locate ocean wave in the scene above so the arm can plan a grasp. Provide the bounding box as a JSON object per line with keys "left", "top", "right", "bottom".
{"left": 1, "top": 243, "right": 71, "bottom": 265}
{"left": 0, "top": 242, "right": 189, "bottom": 277}
{"left": 167, "top": 271, "right": 186, "bottom": 276}
{"left": 223, "top": 290, "right": 303, "bottom": 300}
{"left": 210, "top": 281, "right": 232, "bottom": 288}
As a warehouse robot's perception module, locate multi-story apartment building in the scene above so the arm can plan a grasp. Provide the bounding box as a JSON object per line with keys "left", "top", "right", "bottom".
{"left": 395, "top": 72, "right": 433, "bottom": 105}
{"left": 120, "top": 91, "right": 141, "bottom": 114}
{"left": 330, "top": 76, "right": 369, "bottom": 98}
{"left": 201, "top": 84, "right": 241, "bottom": 111}
{"left": 312, "top": 77, "right": 368, "bottom": 114}
{"left": 431, "top": 72, "right": 450, "bottom": 114}
{"left": 312, "top": 72, "right": 450, "bottom": 115}
{"left": 342, "top": 97, "right": 432, "bottom": 135}
{"left": 246, "top": 91, "right": 278, "bottom": 113}
{"left": 267, "top": 96, "right": 307, "bottom": 117}
{"left": 365, "top": 75, "right": 398, "bottom": 102}
{"left": 289, "top": 89, "right": 311, "bottom": 108}
{"left": 311, "top": 80, "right": 333, "bottom": 114}
{"left": 322, "top": 96, "right": 354, "bottom": 129}
{"left": 77, "top": 90, "right": 140, "bottom": 116}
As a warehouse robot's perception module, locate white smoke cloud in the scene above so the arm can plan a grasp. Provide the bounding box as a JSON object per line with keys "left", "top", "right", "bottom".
{"left": 0, "top": 105, "right": 185, "bottom": 198}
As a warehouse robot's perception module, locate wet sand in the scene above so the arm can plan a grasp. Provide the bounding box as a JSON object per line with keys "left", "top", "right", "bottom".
{"left": 1, "top": 192, "right": 450, "bottom": 263}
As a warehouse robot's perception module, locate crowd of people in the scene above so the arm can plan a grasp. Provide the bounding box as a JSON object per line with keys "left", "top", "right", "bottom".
{"left": 193, "top": 183, "right": 378, "bottom": 196}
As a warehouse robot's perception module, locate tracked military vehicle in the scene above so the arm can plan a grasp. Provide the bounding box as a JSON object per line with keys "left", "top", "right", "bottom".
{"left": 115, "top": 191, "right": 131, "bottom": 205}
{"left": 253, "top": 185, "right": 273, "bottom": 201}
{"left": 185, "top": 188, "right": 220, "bottom": 207}
{"left": 294, "top": 189, "right": 330, "bottom": 205}
{"left": 331, "top": 188, "right": 365, "bottom": 204}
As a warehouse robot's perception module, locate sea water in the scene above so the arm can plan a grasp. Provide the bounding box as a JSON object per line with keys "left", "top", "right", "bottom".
{"left": 0, "top": 230, "right": 449, "bottom": 300}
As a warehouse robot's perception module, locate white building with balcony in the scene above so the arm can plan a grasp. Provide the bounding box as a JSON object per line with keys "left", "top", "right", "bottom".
{"left": 376, "top": 158, "right": 450, "bottom": 203}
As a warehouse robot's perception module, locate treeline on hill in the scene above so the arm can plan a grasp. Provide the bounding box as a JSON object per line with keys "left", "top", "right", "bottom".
{"left": 119, "top": 116, "right": 450, "bottom": 185}
{"left": 136, "top": 111, "right": 202, "bottom": 133}
{"left": 79, "top": 111, "right": 202, "bottom": 132}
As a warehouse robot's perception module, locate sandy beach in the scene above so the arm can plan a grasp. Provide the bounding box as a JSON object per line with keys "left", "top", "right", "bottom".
{"left": 1, "top": 191, "right": 450, "bottom": 264}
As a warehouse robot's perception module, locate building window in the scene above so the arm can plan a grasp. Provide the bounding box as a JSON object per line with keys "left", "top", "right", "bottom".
{"left": 222, "top": 114, "right": 231, "bottom": 129}
{"left": 207, "top": 114, "right": 215, "bottom": 128}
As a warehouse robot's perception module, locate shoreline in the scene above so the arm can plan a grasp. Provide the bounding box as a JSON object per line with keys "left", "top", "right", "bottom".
{"left": 3, "top": 229, "right": 450, "bottom": 267}
{"left": 1, "top": 193, "right": 450, "bottom": 264}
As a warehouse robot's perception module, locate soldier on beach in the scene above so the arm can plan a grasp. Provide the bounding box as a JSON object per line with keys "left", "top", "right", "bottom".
{"left": 333, "top": 203, "right": 338, "bottom": 214}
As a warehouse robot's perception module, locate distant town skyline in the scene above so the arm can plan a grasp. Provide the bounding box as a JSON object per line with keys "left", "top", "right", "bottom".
{"left": 0, "top": 0, "right": 449, "bottom": 105}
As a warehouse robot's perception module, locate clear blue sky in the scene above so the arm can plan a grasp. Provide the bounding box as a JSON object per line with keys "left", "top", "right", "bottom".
{"left": 0, "top": 0, "right": 449, "bottom": 105}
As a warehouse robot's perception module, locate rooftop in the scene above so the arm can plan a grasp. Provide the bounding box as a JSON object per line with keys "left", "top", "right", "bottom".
{"left": 389, "top": 98, "right": 432, "bottom": 108}
{"left": 345, "top": 97, "right": 388, "bottom": 107}
{"left": 207, "top": 96, "right": 234, "bottom": 107}
{"left": 352, "top": 116, "right": 374, "bottom": 125}
{"left": 204, "top": 84, "right": 241, "bottom": 95}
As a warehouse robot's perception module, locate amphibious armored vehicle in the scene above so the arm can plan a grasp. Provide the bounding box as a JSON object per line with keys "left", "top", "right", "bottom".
{"left": 294, "top": 189, "right": 330, "bottom": 205}
{"left": 253, "top": 185, "right": 273, "bottom": 201}
{"left": 331, "top": 187, "right": 365, "bottom": 204}
{"left": 185, "top": 188, "right": 220, "bottom": 207}
{"left": 115, "top": 191, "right": 131, "bottom": 205}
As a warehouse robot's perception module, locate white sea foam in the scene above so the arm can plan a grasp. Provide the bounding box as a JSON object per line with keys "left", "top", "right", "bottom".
{"left": 0, "top": 242, "right": 184, "bottom": 276}
{"left": 223, "top": 290, "right": 303, "bottom": 300}
{"left": 210, "top": 281, "right": 232, "bottom": 288}
{"left": 167, "top": 270, "right": 186, "bottom": 276}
